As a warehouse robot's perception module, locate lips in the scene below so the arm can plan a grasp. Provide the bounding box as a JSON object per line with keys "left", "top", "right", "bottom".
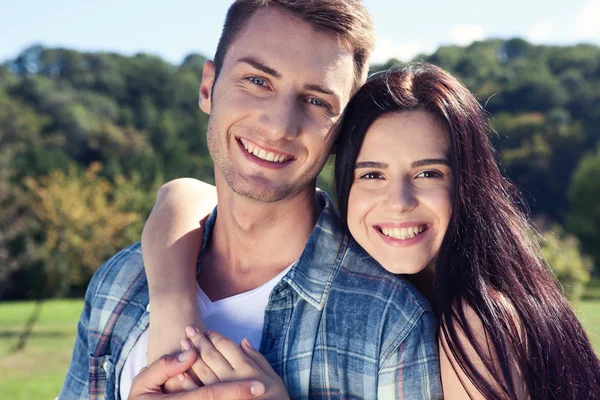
{"left": 378, "top": 224, "right": 427, "bottom": 240}
{"left": 374, "top": 223, "right": 431, "bottom": 243}
{"left": 238, "top": 138, "right": 293, "bottom": 163}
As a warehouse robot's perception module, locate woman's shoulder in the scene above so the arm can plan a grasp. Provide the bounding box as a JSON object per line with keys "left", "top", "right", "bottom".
{"left": 440, "top": 295, "right": 527, "bottom": 399}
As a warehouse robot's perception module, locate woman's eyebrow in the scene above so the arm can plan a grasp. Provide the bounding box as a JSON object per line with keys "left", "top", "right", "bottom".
{"left": 355, "top": 161, "right": 387, "bottom": 169}
{"left": 411, "top": 158, "right": 450, "bottom": 168}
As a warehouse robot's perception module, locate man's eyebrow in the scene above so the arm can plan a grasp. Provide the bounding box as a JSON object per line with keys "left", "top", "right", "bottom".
{"left": 411, "top": 158, "right": 451, "bottom": 168}
{"left": 304, "top": 83, "right": 336, "bottom": 97}
{"left": 355, "top": 161, "right": 388, "bottom": 169}
{"left": 237, "top": 57, "right": 282, "bottom": 79}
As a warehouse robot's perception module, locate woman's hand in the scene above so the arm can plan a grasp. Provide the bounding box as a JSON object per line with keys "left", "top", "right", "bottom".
{"left": 128, "top": 347, "right": 266, "bottom": 400}
{"left": 183, "top": 327, "right": 290, "bottom": 400}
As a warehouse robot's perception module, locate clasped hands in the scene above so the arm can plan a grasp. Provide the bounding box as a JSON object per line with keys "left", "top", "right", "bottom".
{"left": 128, "top": 327, "right": 289, "bottom": 400}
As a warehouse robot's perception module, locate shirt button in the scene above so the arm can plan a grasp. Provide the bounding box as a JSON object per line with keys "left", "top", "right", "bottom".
{"left": 146, "top": 303, "right": 150, "bottom": 312}
{"left": 102, "top": 361, "right": 109, "bottom": 372}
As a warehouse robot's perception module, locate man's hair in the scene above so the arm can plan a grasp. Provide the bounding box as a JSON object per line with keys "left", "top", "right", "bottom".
{"left": 213, "top": 0, "right": 375, "bottom": 90}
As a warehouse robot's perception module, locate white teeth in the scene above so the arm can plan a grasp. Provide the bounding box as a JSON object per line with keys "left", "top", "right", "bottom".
{"left": 381, "top": 225, "right": 426, "bottom": 240}
{"left": 239, "top": 138, "right": 289, "bottom": 163}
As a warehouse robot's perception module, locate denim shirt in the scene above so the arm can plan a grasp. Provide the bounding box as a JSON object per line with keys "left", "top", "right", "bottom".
{"left": 59, "top": 191, "right": 442, "bottom": 399}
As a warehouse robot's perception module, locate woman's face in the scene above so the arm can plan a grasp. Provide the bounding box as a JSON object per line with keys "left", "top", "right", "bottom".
{"left": 347, "top": 110, "right": 452, "bottom": 275}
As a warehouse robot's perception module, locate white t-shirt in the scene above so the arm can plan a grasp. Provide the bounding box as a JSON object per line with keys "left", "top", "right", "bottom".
{"left": 119, "top": 265, "right": 292, "bottom": 399}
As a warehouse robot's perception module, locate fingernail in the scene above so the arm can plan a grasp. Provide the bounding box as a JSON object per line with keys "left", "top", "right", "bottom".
{"left": 180, "top": 339, "right": 191, "bottom": 350}
{"left": 185, "top": 326, "right": 198, "bottom": 338}
{"left": 250, "top": 381, "right": 265, "bottom": 396}
{"left": 177, "top": 373, "right": 185, "bottom": 382}
{"left": 177, "top": 348, "right": 193, "bottom": 362}
{"left": 243, "top": 337, "right": 254, "bottom": 349}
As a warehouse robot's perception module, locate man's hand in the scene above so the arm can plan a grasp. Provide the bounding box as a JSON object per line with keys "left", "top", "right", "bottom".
{"left": 128, "top": 348, "right": 266, "bottom": 400}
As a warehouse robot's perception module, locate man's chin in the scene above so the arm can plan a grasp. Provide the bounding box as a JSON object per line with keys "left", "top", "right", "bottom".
{"left": 229, "top": 181, "right": 293, "bottom": 203}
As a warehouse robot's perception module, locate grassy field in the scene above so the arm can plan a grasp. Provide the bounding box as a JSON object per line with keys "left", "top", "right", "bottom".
{"left": 0, "top": 300, "right": 82, "bottom": 400}
{"left": 1, "top": 297, "right": 599, "bottom": 399}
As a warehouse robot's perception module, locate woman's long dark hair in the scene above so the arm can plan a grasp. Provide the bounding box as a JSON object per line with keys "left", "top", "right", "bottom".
{"left": 334, "top": 63, "right": 600, "bottom": 399}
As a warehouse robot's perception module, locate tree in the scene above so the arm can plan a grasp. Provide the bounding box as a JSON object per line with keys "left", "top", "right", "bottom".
{"left": 13, "top": 163, "right": 143, "bottom": 350}
{"left": 567, "top": 147, "right": 600, "bottom": 274}
{"left": 540, "top": 226, "right": 592, "bottom": 303}
{"left": 0, "top": 148, "right": 40, "bottom": 301}
{"left": 1, "top": 41, "right": 600, "bottom": 303}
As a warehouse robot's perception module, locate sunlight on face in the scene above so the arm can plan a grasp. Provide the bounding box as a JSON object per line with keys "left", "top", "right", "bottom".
{"left": 347, "top": 110, "right": 452, "bottom": 274}
{"left": 203, "top": 7, "right": 355, "bottom": 203}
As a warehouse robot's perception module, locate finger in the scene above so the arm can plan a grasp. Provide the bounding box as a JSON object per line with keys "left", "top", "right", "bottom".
{"left": 181, "top": 338, "right": 220, "bottom": 386}
{"left": 178, "top": 372, "right": 200, "bottom": 391}
{"left": 185, "top": 326, "right": 234, "bottom": 379}
{"left": 205, "top": 330, "right": 253, "bottom": 371}
{"left": 163, "top": 376, "right": 188, "bottom": 394}
{"left": 240, "top": 338, "right": 280, "bottom": 380}
{"left": 172, "top": 380, "right": 266, "bottom": 400}
{"left": 128, "top": 349, "right": 197, "bottom": 397}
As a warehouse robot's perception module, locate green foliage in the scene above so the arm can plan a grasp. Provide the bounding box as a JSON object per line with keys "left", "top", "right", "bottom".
{"left": 22, "top": 163, "right": 142, "bottom": 297}
{"left": 540, "top": 227, "right": 592, "bottom": 303}
{"left": 0, "top": 41, "right": 599, "bottom": 299}
{"left": 567, "top": 147, "right": 600, "bottom": 274}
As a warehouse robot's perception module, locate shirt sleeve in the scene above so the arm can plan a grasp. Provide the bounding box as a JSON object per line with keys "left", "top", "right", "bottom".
{"left": 377, "top": 310, "right": 443, "bottom": 399}
{"left": 57, "top": 261, "right": 105, "bottom": 400}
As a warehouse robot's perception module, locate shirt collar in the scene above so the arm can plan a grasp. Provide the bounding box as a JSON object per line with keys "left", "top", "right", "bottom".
{"left": 197, "top": 190, "right": 349, "bottom": 311}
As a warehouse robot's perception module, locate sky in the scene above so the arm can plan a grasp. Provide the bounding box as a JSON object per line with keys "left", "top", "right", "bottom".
{"left": 1, "top": 0, "right": 599, "bottom": 65}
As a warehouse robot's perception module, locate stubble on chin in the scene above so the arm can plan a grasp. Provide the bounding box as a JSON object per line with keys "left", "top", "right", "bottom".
{"left": 207, "top": 123, "right": 295, "bottom": 203}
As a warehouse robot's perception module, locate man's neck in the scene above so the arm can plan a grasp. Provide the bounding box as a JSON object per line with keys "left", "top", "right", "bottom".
{"left": 198, "top": 183, "right": 321, "bottom": 301}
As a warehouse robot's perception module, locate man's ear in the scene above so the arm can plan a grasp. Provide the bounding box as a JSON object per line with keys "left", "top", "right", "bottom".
{"left": 199, "top": 60, "right": 216, "bottom": 114}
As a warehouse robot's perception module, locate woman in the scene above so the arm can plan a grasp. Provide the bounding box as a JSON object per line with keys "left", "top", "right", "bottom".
{"left": 137, "top": 63, "right": 600, "bottom": 399}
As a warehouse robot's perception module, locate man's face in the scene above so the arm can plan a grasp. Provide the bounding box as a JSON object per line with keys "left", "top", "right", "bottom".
{"left": 200, "top": 7, "right": 355, "bottom": 203}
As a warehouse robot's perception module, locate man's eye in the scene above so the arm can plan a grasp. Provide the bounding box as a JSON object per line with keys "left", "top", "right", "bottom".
{"left": 248, "top": 77, "right": 266, "bottom": 86}
{"left": 307, "top": 98, "right": 326, "bottom": 107}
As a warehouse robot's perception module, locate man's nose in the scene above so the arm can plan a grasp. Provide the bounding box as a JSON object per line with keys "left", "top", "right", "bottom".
{"left": 257, "top": 93, "right": 301, "bottom": 140}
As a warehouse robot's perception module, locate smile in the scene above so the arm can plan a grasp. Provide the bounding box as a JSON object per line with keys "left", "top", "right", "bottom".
{"left": 377, "top": 224, "right": 428, "bottom": 240}
{"left": 238, "top": 138, "right": 293, "bottom": 163}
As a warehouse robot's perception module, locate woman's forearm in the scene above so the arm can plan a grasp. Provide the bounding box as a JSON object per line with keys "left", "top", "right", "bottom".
{"left": 142, "top": 178, "right": 217, "bottom": 362}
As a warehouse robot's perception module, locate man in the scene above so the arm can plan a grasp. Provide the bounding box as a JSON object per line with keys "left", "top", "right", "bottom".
{"left": 59, "top": 1, "right": 442, "bottom": 399}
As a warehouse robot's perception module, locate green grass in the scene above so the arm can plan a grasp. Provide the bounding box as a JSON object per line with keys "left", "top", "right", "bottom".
{"left": 578, "top": 301, "right": 600, "bottom": 353}
{"left": 0, "top": 300, "right": 81, "bottom": 400}
{"left": 583, "top": 278, "right": 600, "bottom": 300}
{"left": 0, "top": 298, "right": 599, "bottom": 399}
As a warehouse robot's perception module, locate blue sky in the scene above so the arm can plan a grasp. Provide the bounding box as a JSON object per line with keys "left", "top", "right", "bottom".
{"left": 1, "top": 0, "right": 599, "bottom": 65}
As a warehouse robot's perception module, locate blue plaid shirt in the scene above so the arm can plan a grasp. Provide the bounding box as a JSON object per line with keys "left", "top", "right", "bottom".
{"left": 59, "top": 192, "right": 442, "bottom": 399}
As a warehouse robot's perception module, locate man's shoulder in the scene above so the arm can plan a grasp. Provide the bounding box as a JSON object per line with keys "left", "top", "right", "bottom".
{"left": 91, "top": 242, "right": 145, "bottom": 295}
{"left": 335, "top": 240, "right": 432, "bottom": 314}
{"left": 86, "top": 242, "right": 149, "bottom": 332}
{"left": 328, "top": 240, "right": 436, "bottom": 351}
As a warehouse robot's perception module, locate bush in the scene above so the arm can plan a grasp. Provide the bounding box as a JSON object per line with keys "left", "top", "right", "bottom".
{"left": 540, "top": 226, "right": 592, "bottom": 303}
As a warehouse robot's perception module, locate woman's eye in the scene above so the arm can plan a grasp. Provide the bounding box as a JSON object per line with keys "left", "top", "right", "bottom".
{"left": 248, "top": 77, "right": 266, "bottom": 86}
{"left": 417, "top": 170, "right": 442, "bottom": 179}
{"left": 360, "top": 172, "right": 382, "bottom": 180}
